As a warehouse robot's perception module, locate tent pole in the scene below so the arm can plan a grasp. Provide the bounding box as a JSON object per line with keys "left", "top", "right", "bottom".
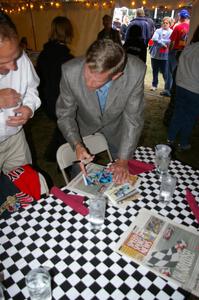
{"left": 28, "top": 0, "right": 37, "bottom": 51}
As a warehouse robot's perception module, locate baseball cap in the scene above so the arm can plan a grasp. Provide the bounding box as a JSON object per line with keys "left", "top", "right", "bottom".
{"left": 178, "top": 9, "right": 190, "bottom": 18}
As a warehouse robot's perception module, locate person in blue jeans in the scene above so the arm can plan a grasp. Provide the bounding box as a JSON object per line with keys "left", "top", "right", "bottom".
{"left": 165, "top": 9, "right": 190, "bottom": 97}
{"left": 167, "top": 25, "right": 199, "bottom": 150}
{"left": 149, "top": 17, "right": 172, "bottom": 93}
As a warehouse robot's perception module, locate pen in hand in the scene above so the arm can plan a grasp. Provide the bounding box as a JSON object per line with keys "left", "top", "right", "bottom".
{"left": 72, "top": 157, "right": 94, "bottom": 165}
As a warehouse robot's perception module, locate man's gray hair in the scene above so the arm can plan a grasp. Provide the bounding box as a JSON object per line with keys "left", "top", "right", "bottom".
{"left": 136, "top": 8, "right": 145, "bottom": 17}
{"left": 0, "top": 12, "right": 18, "bottom": 43}
{"left": 86, "top": 39, "right": 127, "bottom": 75}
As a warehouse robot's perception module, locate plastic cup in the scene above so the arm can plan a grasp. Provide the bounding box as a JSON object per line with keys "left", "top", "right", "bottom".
{"left": 155, "top": 144, "right": 171, "bottom": 178}
{"left": 25, "top": 268, "right": 52, "bottom": 300}
{"left": 159, "top": 174, "right": 176, "bottom": 203}
{"left": 88, "top": 195, "right": 106, "bottom": 231}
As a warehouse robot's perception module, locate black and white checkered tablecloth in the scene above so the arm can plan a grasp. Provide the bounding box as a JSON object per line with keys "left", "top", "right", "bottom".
{"left": 1, "top": 147, "right": 199, "bottom": 300}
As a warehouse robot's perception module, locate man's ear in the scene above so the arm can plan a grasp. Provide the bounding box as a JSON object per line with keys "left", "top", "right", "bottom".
{"left": 112, "top": 72, "right": 123, "bottom": 81}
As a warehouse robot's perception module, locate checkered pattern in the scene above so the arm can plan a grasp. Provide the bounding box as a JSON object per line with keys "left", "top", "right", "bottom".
{"left": 1, "top": 147, "right": 198, "bottom": 300}
{"left": 134, "top": 147, "right": 199, "bottom": 228}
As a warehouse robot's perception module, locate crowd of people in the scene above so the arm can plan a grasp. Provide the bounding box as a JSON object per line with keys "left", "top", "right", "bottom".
{"left": 107, "top": 7, "right": 198, "bottom": 152}
{"left": 0, "top": 7, "right": 198, "bottom": 193}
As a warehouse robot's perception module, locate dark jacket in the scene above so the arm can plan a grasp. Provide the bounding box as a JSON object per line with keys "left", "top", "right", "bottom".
{"left": 123, "top": 38, "right": 147, "bottom": 63}
{"left": 126, "top": 17, "right": 151, "bottom": 45}
{"left": 36, "top": 40, "right": 73, "bottom": 119}
{"left": 97, "top": 28, "right": 122, "bottom": 45}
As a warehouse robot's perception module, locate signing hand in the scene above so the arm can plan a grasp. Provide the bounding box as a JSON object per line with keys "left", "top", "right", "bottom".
{"left": 0, "top": 88, "right": 21, "bottom": 108}
{"left": 108, "top": 159, "right": 129, "bottom": 184}
{"left": 75, "top": 143, "right": 94, "bottom": 176}
{"left": 6, "top": 105, "right": 33, "bottom": 127}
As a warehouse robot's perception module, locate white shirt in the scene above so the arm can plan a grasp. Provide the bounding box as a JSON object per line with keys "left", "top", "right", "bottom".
{"left": 0, "top": 51, "right": 41, "bottom": 142}
{"left": 176, "top": 42, "right": 199, "bottom": 94}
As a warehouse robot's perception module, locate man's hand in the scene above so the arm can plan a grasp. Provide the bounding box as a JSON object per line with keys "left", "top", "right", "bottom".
{"left": 108, "top": 159, "right": 129, "bottom": 184}
{"left": 0, "top": 88, "right": 21, "bottom": 108}
{"left": 75, "top": 143, "right": 94, "bottom": 176}
{"left": 6, "top": 105, "right": 33, "bottom": 127}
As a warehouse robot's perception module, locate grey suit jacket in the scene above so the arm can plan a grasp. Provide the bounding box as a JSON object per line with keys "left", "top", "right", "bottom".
{"left": 56, "top": 55, "right": 146, "bottom": 159}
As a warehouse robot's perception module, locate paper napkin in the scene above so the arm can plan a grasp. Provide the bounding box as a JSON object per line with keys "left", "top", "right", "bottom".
{"left": 128, "top": 159, "right": 155, "bottom": 175}
{"left": 50, "top": 186, "right": 89, "bottom": 216}
{"left": 185, "top": 188, "right": 199, "bottom": 224}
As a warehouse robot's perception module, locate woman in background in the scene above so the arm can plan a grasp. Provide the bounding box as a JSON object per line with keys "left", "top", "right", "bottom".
{"left": 37, "top": 16, "right": 73, "bottom": 119}
{"left": 120, "top": 15, "right": 129, "bottom": 43}
{"left": 36, "top": 16, "right": 74, "bottom": 161}
{"left": 149, "top": 17, "right": 172, "bottom": 93}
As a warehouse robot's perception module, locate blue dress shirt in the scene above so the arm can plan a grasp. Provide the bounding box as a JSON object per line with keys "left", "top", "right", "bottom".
{"left": 96, "top": 81, "right": 112, "bottom": 113}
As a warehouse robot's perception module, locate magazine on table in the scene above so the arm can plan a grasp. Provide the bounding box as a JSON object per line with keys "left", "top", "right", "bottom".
{"left": 67, "top": 163, "right": 141, "bottom": 206}
{"left": 115, "top": 208, "right": 199, "bottom": 297}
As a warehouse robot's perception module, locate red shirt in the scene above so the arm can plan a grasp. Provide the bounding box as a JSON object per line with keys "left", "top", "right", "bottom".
{"left": 170, "top": 22, "right": 189, "bottom": 50}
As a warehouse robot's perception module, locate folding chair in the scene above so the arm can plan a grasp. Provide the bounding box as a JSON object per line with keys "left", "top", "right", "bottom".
{"left": 56, "top": 133, "right": 112, "bottom": 185}
{"left": 38, "top": 172, "right": 49, "bottom": 196}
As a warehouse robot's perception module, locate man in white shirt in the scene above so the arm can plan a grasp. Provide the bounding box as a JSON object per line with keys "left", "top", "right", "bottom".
{"left": 0, "top": 12, "right": 41, "bottom": 173}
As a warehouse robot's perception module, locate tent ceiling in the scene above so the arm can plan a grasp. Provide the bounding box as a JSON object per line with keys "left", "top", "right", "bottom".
{"left": 0, "top": 0, "right": 194, "bottom": 7}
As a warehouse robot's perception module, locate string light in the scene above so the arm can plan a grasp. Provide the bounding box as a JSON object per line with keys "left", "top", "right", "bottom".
{"left": 0, "top": 1, "right": 62, "bottom": 14}
{"left": 85, "top": 1, "right": 91, "bottom": 7}
{"left": 0, "top": 0, "right": 191, "bottom": 14}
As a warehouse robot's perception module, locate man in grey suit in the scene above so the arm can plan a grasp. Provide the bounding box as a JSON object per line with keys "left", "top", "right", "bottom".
{"left": 56, "top": 39, "right": 146, "bottom": 183}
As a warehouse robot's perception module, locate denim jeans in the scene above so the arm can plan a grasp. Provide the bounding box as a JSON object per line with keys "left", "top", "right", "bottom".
{"left": 151, "top": 58, "right": 168, "bottom": 90}
{"left": 165, "top": 50, "right": 178, "bottom": 92}
{"left": 168, "top": 86, "right": 199, "bottom": 146}
{"left": 168, "top": 50, "right": 178, "bottom": 74}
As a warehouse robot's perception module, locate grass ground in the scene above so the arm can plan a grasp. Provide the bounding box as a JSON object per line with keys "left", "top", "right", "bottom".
{"left": 26, "top": 54, "right": 199, "bottom": 188}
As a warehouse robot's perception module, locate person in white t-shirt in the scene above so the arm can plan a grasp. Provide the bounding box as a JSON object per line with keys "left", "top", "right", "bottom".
{"left": 167, "top": 25, "right": 199, "bottom": 151}
{"left": 0, "top": 12, "right": 41, "bottom": 173}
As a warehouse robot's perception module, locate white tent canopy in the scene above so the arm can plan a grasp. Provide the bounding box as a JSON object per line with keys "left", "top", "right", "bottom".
{"left": 6, "top": 0, "right": 198, "bottom": 55}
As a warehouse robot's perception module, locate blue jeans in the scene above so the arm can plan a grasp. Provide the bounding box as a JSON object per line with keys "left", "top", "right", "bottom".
{"left": 165, "top": 50, "right": 178, "bottom": 92}
{"left": 151, "top": 58, "right": 168, "bottom": 90}
{"left": 168, "top": 50, "right": 178, "bottom": 74}
{"left": 168, "top": 86, "right": 199, "bottom": 146}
